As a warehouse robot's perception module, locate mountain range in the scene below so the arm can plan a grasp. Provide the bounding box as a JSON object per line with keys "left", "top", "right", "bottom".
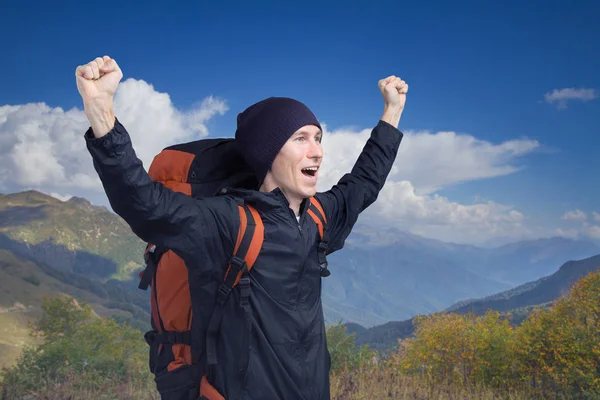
{"left": 1, "top": 189, "right": 599, "bottom": 365}
{"left": 322, "top": 229, "right": 599, "bottom": 326}
{"left": 348, "top": 253, "right": 600, "bottom": 351}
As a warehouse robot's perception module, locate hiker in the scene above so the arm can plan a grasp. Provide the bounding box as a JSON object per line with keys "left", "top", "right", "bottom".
{"left": 76, "top": 55, "right": 407, "bottom": 400}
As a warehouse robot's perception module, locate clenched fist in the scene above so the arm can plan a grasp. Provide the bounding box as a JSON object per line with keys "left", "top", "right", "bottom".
{"left": 378, "top": 75, "right": 408, "bottom": 129}
{"left": 76, "top": 56, "right": 122, "bottom": 103}
{"left": 378, "top": 75, "right": 408, "bottom": 111}
{"left": 75, "top": 56, "right": 123, "bottom": 137}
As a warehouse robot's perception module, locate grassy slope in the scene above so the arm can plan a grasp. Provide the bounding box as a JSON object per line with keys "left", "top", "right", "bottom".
{"left": 0, "top": 249, "right": 149, "bottom": 369}
{"left": 0, "top": 191, "right": 145, "bottom": 279}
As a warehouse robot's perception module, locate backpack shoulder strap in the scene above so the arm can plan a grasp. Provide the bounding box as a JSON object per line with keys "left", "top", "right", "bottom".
{"left": 206, "top": 202, "right": 264, "bottom": 374}
{"left": 223, "top": 203, "right": 264, "bottom": 287}
{"left": 306, "top": 197, "right": 331, "bottom": 277}
{"left": 307, "top": 197, "right": 327, "bottom": 239}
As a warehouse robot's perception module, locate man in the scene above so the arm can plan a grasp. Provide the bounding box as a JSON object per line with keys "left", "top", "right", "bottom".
{"left": 77, "top": 56, "right": 407, "bottom": 400}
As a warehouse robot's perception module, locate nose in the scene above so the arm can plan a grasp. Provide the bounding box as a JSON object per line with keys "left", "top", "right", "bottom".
{"left": 307, "top": 139, "right": 323, "bottom": 160}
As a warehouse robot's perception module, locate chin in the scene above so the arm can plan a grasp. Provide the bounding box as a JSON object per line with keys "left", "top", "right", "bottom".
{"left": 302, "top": 187, "right": 317, "bottom": 198}
{"left": 290, "top": 180, "right": 317, "bottom": 199}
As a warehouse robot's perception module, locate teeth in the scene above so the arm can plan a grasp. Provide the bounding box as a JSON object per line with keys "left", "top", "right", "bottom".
{"left": 303, "top": 167, "right": 318, "bottom": 171}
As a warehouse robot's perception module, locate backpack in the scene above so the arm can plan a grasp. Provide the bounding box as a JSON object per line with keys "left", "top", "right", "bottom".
{"left": 137, "top": 138, "right": 331, "bottom": 400}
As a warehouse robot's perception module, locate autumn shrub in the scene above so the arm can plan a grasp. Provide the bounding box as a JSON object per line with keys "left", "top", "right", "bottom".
{"left": 383, "top": 270, "right": 600, "bottom": 399}
{"left": 514, "top": 270, "right": 600, "bottom": 398}
{"left": 388, "top": 311, "right": 516, "bottom": 390}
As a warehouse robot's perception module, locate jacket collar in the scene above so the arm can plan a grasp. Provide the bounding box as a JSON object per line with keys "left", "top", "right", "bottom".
{"left": 221, "top": 186, "right": 310, "bottom": 215}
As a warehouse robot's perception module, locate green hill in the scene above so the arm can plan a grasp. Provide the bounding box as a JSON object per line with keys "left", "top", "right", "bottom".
{"left": 0, "top": 191, "right": 161, "bottom": 370}
{"left": 0, "top": 249, "right": 151, "bottom": 369}
{"left": 0, "top": 190, "right": 146, "bottom": 280}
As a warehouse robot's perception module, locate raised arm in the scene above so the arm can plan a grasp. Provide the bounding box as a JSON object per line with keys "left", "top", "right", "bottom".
{"left": 315, "top": 75, "right": 408, "bottom": 253}
{"left": 76, "top": 56, "right": 238, "bottom": 262}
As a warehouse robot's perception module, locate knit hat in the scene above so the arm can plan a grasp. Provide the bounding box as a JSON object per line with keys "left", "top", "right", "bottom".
{"left": 234, "top": 97, "right": 321, "bottom": 183}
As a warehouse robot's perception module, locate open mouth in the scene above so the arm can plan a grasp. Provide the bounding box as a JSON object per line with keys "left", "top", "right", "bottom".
{"left": 301, "top": 167, "right": 318, "bottom": 178}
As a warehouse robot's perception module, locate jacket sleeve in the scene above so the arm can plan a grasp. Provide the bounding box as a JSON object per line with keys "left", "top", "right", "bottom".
{"left": 84, "top": 117, "right": 239, "bottom": 270}
{"left": 314, "top": 119, "right": 403, "bottom": 254}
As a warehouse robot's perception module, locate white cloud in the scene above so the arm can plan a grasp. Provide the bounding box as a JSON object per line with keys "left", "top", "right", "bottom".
{"left": 544, "top": 87, "right": 598, "bottom": 109}
{"left": 554, "top": 228, "right": 580, "bottom": 240}
{"left": 364, "top": 180, "right": 529, "bottom": 244}
{"left": 561, "top": 209, "right": 588, "bottom": 222}
{"left": 583, "top": 225, "right": 600, "bottom": 239}
{"left": 49, "top": 192, "right": 73, "bottom": 202}
{"left": 554, "top": 210, "right": 600, "bottom": 241}
{"left": 113, "top": 79, "right": 228, "bottom": 166}
{"left": 315, "top": 126, "right": 539, "bottom": 244}
{"left": 318, "top": 126, "right": 540, "bottom": 196}
{"left": 0, "top": 103, "right": 95, "bottom": 191}
{"left": 0, "top": 78, "right": 227, "bottom": 205}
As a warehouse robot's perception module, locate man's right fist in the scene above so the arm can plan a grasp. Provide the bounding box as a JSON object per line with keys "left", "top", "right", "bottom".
{"left": 75, "top": 56, "right": 123, "bottom": 105}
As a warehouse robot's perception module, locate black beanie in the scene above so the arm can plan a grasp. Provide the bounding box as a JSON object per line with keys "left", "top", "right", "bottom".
{"left": 234, "top": 97, "right": 322, "bottom": 183}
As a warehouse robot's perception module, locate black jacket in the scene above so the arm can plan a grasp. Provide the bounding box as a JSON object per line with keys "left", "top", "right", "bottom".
{"left": 85, "top": 118, "right": 403, "bottom": 399}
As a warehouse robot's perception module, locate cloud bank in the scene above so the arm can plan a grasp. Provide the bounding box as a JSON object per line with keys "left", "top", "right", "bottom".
{"left": 0, "top": 78, "right": 227, "bottom": 205}
{"left": 1, "top": 78, "right": 569, "bottom": 245}
{"left": 316, "top": 125, "right": 539, "bottom": 244}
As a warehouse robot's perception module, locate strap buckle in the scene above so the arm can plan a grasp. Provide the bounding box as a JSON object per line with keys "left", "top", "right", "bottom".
{"left": 217, "top": 283, "right": 232, "bottom": 303}
{"left": 239, "top": 276, "right": 251, "bottom": 305}
{"left": 318, "top": 241, "right": 328, "bottom": 253}
{"left": 317, "top": 240, "right": 331, "bottom": 277}
{"left": 229, "top": 255, "right": 247, "bottom": 272}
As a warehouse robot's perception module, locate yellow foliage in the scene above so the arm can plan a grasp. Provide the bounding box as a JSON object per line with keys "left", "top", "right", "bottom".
{"left": 386, "top": 270, "right": 600, "bottom": 399}
{"left": 514, "top": 269, "right": 600, "bottom": 397}
{"left": 2, "top": 270, "right": 599, "bottom": 399}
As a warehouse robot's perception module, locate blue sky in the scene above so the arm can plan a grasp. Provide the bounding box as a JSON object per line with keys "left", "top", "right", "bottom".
{"left": 1, "top": 0, "right": 598, "bottom": 246}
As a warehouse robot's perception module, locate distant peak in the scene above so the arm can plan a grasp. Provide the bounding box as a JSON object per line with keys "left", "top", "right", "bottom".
{"left": 0, "top": 190, "right": 61, "bottom": 205}
{"left": 67, "top": 196, "right": 92, "bottom": 206}
{"left": 66, "top": 196, "right": 99, "bottom": 212}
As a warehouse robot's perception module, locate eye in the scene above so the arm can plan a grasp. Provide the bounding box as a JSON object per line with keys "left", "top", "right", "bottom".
{"left": 295, "top": 136, "right": 306, "bottom": 142}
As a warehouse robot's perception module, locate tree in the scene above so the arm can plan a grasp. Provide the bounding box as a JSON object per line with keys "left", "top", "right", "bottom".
{"left": 326, "top": 322, "right": 376, "bottom": 374}
{"left": 31, "top": 295, "right": 92, "bottom": 343}
{"left": 1, "top": 296, "right": 153, "bottom": 398}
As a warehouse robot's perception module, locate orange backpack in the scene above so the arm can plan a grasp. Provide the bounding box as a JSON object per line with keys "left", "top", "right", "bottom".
{"left": 138, "top": 138, "right": 330, "bottom": 399}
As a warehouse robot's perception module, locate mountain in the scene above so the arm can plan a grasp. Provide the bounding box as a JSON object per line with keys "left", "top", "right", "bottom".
{"left": 322, "top": 229, "right": 599, "bottom": 327}
{"left": 350, "top": 253, "right": 600, "bottom": 351}
{"left": 466, "top": 237, "right": 600, "bottom": 286}
{"left": 322, "top": 239, "right": 508, "bottom": 326}
{"left": 3, "top": 190, "right": 599, "bottom": 330}
{"left": 445, "top": 253, "right": 600, "bottom": 315}
{"left": 0, "top": 191, "right": 155, "bottom": 369}
{"left": 0, "top": 190, "right": 146, "bottom": 280}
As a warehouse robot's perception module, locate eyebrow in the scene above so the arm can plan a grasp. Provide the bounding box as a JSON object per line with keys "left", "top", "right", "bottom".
{"left": 296, "top": 130, "right": 322, "bottom": 137}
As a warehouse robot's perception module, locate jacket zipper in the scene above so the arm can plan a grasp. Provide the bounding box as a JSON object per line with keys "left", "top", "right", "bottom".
{"left": 287, "top": 206, "right": 303, "bottom": 234}
{"left": 295, "top": 198, "right": 313, "bottom": 234}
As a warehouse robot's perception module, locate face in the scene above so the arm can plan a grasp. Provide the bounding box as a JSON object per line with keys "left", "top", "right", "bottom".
{"left": 262, "top": 124, "right": 323, "bottom": 204}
